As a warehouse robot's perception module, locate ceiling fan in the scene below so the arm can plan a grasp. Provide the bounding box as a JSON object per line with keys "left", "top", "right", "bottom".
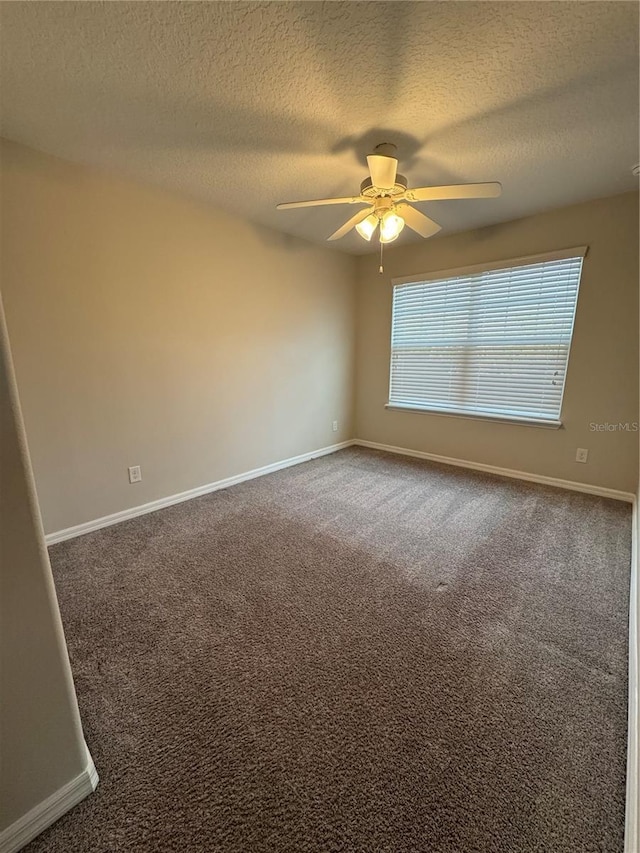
{"left": 276, "top": 143, "right": 502, "bottom": 246}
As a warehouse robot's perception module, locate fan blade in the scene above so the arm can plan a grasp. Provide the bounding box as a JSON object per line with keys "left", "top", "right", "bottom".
{"left": 328, "top": 207, "right": 375, "bottom": 241}
{"left": 366, "top": 154, "right": 398, "bottom": 190}
{"left": 396, "top": 203, "right": 442, "bottom": 238}
{"left": 405, "top": 182, "right": 502, "bottom": 202}
{"left": 276, "top": 196, "right": 363, "bottom": 210}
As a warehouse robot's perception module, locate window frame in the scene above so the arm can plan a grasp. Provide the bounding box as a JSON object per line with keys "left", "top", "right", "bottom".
{"left": 386, "top": 247, "right": 587, "bottom": 429}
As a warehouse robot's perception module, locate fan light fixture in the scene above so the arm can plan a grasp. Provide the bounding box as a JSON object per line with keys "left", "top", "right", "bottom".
{"left": 355, "top": 213, "right": 378, "bottom": 242}
{"left": 355, "top": 210, "right": 405, "bottom": 243}
{"left": 379, "top": 211, "right": 405, "bottom": 244}
{"left": 276, "top": 142, "right": 502, "bottom": 272}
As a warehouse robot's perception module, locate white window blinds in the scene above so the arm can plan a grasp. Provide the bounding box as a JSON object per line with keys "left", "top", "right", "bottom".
{"left": 389, "top": 250, "right": 585, "bottom": 425}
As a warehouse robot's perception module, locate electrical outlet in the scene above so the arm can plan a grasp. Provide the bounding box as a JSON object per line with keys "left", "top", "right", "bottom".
{"left": 575, "top": 448, "right": 589, "bottom": 464}
{"left": 128, "top": 465, "right": 142, "bottom": 483}
{"left": 332, "top": 420, "right": 338, "bottom": 432}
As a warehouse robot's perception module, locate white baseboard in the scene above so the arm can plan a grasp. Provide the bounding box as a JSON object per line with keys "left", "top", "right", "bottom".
{"left": 45, "top": 441, "right": 354, "bottom": 545}
{"left": 47, "top": 437, "right": 633, "bottom": 546}
{"left": 0, "top": 744, "right": 98, "bottom": 853}
{"left": 626, "top": 496, "right": 639, "bottom": 853}
{"left": 352, "top": 439, "right": 635, "bottom": 503}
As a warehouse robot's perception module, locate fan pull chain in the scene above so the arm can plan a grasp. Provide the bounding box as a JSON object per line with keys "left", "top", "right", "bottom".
{"left": 379, "top": 239, "right": 384, "bottom": 274}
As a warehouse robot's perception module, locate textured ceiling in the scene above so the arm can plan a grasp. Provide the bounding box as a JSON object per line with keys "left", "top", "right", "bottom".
{"left": 1, "top": 1, "right": 638, "bottom": 254}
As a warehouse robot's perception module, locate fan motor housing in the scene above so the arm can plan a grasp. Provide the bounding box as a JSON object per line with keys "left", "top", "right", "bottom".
{"left": 360, "top": 174, "right": 408, "bottom": 199}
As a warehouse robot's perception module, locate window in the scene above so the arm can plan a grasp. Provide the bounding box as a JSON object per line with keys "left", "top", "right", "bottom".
{"left": 388, "top": 248, "right": 586, "bottom": 426}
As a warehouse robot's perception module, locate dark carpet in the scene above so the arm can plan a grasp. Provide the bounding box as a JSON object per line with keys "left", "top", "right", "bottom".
{"left": 27, "top": 448, "right": 631, "bottom": 852}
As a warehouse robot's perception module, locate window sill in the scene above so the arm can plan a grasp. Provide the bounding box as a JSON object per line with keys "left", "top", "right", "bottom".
{"left": 384, "top": 403, "right": 563, "bottom": 429}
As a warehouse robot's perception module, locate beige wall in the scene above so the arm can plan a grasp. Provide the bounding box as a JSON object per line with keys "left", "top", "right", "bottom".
{"left": 356, "top": 192, "right": 639, "bottom": 493}
{"left": 0, "top": 140, "right": 356, "bottom": 534}
{"left": 0, "top": 295, "right": 93, "bottom": 833}
{"left": 1, "top": 137, "right": 637, "bottom": 533}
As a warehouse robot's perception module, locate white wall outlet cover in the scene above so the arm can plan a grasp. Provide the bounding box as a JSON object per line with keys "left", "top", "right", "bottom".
{"left": 332, "top": 420, "right": 338, "bottom": 432}
{"left": 575, "top": 448, "right": 589, "bottom": 463}
{"left": 128, "top": 465, "right": 142, "bottom": 483}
